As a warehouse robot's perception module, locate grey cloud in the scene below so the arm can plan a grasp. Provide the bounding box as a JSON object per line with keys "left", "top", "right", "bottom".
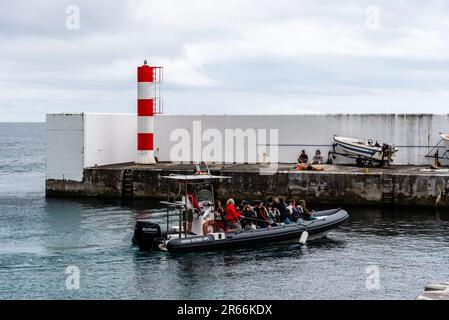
{"left": 2, "top": 0, "right": 449, "bottom": 121}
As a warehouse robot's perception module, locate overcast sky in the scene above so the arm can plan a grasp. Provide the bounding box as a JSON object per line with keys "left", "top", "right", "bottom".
{"left": 1, "top": 0, "right": 449, "bottom": 121}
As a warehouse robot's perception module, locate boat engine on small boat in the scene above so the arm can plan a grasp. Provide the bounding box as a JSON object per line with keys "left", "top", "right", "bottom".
{"left": 132, "top": 169, "right": 349, "bottom": 253}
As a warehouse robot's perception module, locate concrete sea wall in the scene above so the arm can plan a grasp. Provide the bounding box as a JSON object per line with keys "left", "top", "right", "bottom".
{"left": 45, "top": 163, "right": 449, "bottom": 208}
{"left": 45, "top": 113, "right": 449, "bottom": 207}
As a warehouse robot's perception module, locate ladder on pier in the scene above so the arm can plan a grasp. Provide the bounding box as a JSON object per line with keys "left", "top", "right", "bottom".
{"left": 122, "top": 169, "right": 134, "bottom": 199}
{"left": 382, "top": 174, "right": 395, "bottom": 206}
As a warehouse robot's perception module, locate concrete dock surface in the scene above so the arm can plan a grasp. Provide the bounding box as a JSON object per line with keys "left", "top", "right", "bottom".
{"left": 94, "top": 162, "right": 448, "bottom": 175}
{"left": 417, "top": 283, "right": 449, "bottom": 300}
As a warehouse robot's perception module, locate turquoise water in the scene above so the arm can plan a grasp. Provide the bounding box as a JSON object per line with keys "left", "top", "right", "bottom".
{"left": 0, "top": 123, "right": 449, "bottom": 299}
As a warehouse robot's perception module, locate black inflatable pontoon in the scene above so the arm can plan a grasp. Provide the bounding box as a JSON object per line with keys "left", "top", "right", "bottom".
{"left": 133, "top": 208, "right": 349, "bottom": 253}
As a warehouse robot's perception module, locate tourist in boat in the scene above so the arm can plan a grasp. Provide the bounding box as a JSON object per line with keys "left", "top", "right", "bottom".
{"left": 215, "top": 200, "right": 225, "bottom": 220}
{"left": 203, "top": 200, "right": 225, "bottom": 235}
{"left": 291, "top": 204, "right": 302, "bottom": 223}
{"left": 312, "top": 149, "right": 323, "bottom": 164}
{"left": 253, "top": 200, "right": 270, "bottom": 228}
{"left": 215, "top": 200, "right": 224, "bottom": 217}
{"left": 242, "top": 201, "right": 256, "bottom": 230}
{"left": 261, "top": 202, "right": 277, "bottom": 226}
{"left": 273, "top": 197, "right": 291, "bottom": 224}
{"left": 214, "top": 200, "right": 227, "bottom": 232}
{"left": 267, "top": 202, "right": 279, "bottom": 223}
{"left": 298, "top": 199, "right": 317, "bottom": 221}
{"left": 298, "top": 150, "right": 308, "bottom": 164}
{"left": 282, "top": 198, "right": 293, "bottom": 223}
{"left": 225, "top": 198, "right": 243, "bottom": 233}
{"left": 287, "top": 198, "right": 296, "bottom": 216}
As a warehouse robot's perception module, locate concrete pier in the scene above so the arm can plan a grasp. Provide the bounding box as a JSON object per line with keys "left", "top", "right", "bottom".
{"left": 417, "top": 283, "right": 449, "bottom": 300}
{"left": 45, "top": 113, "right": 449, "bottom": 207}
{"left": 46, "top": 163, "right": 449, "bottom": 207}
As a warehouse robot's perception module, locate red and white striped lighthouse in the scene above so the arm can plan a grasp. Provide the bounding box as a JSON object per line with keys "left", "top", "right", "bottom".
{"left": 136, "top": 60, "right": 163, "bottom": 164}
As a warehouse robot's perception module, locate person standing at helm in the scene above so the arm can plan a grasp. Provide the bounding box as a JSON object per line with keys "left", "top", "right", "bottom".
{"left": 183, "top": 191, "right": 200, "bottom": 235}
{"left": 187, "top": 191, "right": 200, "bottom": 211}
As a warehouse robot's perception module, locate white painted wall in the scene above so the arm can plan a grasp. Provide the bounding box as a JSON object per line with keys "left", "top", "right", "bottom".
{"left": 84, "top": 113, "right": 136, "bottom": 168}
{"left": 155, "top": 114, "right": 449, "bottom": 165}
{"left": 46, "top": 113, "right": 449, "bottom": 181}
{"left": 46, "top": 113, "right": 84, "bottom": 181}
{"left": 46, "top": 113, "right": 137, "bottom": 182}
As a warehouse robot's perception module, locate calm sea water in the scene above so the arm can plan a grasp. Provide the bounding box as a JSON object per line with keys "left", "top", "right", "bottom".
{"left": 0, "top": 122, "right": 448, "bottom": 300}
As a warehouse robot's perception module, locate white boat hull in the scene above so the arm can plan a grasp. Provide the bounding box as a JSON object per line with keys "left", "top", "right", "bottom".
{"left": 333, "top": 136, "right": 397, "bottom": 162}
{"left": 440, "top": 133, "right": 449, "bottom": 150}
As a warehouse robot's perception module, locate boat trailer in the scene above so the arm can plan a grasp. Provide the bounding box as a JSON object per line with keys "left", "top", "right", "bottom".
{"left": 424, "top": 137, "right": 449, "bottom": 167}
{"left": 327, "top": 143, "right": 393, "bottom": 168}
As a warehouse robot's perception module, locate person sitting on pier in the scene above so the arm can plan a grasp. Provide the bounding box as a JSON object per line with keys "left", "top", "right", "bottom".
{"left": 312, "top": 149, "right": 323, "bottom": 164}
{"left": 298, "top": 150, "right": 308, "bottom": 164}
{"left": 225, "top": 198, "right": 243, "bottom": 233}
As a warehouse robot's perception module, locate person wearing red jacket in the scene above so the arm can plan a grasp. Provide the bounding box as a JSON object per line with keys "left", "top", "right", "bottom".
{"left": 225, "top": 198, "right": 242, "bottom": 233}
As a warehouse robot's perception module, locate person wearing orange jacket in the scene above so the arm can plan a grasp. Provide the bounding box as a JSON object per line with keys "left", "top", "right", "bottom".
{"left": 225, "top": 198, "right": 242, "bottom": 233}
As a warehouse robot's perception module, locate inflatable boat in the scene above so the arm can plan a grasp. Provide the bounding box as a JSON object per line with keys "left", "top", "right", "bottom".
{"left": 133, "top": 208, "right": 349, "bottom": 253}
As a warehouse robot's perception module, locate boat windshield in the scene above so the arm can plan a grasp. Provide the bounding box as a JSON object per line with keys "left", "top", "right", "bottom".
{"left": 197, "top": 189, "right": 213, "bottom": 202}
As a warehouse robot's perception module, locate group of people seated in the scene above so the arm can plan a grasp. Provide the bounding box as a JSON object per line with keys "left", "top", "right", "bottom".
{"left": 213, "top": 197, "right": 316, "bottom": 233}
{"left": 182, "top": 191, "right": 316, "bottom": 235}
{"left": 298, "top": 149, "right": 323, "bottom": 165}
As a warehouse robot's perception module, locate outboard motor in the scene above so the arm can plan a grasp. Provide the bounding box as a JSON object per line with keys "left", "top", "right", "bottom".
{"left": 133, "top": 220, "right": 162, "bottom": 251}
